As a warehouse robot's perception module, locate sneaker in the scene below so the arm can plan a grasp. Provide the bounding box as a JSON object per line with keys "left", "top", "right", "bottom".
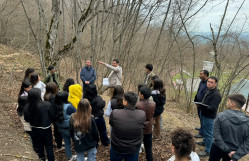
{"left": 141, "top": 143, "right": 145, "bottom": 152}
{"left": 139, "top": 146, "right": 142, "bottom": 153}
{"left": 69, "top": 155, "right": 77, "bottom": 161}
{"left": 198, "top": 151, "right": 210, "bottom": 157}
{"left": 194, "top": 134, "right": 203, "bottom": 138}
{"left": 196, "top": 141, "right": 205, "bottom": 146}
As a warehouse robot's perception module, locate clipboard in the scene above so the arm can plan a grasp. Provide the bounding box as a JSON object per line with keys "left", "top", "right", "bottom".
{"left": 192, "top": 101, "right": 209, "bottom": 107}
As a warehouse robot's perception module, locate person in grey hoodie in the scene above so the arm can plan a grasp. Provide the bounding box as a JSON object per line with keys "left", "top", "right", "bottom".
{"left": 209, "top": 94, "right": 249, "bottom": 161}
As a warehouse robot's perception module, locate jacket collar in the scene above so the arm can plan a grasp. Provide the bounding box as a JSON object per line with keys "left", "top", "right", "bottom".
{"left": 205, "top": 87, "right": 217, "bottom": 96}
{"left": 85, "top": 65, "right": 92, "bottom": 69}
{"left": 125, "top": 105, "right": 136, "bottom": 110}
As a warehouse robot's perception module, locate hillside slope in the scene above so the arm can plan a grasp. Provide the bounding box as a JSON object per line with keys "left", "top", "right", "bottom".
{"left": 0, "top": 44, "right": 248, "bottom": 161}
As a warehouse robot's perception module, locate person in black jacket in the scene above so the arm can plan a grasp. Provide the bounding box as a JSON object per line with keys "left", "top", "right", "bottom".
{"left": 44, "top": 82, "right": 63, "bottom": 150}
{"left": 197, "top": 76, "right": 222, "bottom": 157}
{"left": 151, "top": 78, "right": 166, "bottom": 140}
{"left": 70, "top": 99, "right": 99, "bottom": 161}
{"left": 84, "top": 84, "right": 110, "bottom": 146}
{"left": 24, "top": 88, "right": 55, "bottom": 161}
{"left": 209, "top": 94, "right": 249, "bottom": 161}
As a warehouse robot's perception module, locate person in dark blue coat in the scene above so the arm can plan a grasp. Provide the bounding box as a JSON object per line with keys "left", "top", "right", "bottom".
{"left": 80, "top": 60, "right": 96, "bottom": 97}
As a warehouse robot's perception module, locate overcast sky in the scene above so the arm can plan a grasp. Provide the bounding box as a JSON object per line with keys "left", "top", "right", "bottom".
{"left": 194, "top": 0, "right": 249, "bottom": 33}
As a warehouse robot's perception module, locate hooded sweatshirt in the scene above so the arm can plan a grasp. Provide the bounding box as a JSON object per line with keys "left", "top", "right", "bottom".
{"left": 68, "top": 84, "right": 82, "bottom": 109}
{"left": 213, "top": 109, "right": 249, "bottom": 160}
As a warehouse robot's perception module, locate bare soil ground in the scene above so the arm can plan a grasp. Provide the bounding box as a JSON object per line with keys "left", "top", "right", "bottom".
{"left": 0, "top": 44, "right": 248, "bottom": 161}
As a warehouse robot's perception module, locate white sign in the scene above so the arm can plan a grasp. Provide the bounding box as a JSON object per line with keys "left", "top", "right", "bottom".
{"left": 203, "top": 61, "right": 214, "bottom": 72}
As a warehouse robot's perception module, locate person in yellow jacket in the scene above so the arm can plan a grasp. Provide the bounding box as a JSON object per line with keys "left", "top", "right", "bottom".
{"left": 68, "top": 84, "right": 82, "bottom": 109}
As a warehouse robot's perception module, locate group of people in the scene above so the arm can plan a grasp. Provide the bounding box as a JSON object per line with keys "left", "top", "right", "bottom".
{"left": 194, "top": 70, "right": 249, "bottom": 161}
{"left": 16, "top": 59, "right": 249, "bottom": 161}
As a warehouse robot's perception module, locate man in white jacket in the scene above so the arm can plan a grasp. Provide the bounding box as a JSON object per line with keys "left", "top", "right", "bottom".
{"left": 98, "top": 59, "right": 122, "bottom": 87}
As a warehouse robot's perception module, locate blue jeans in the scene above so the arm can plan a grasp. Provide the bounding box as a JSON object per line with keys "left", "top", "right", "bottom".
{"left": 95, "top": 116, "right": 110, "bottom": 146}
{"left": 77, "top": 147, "right": 97, "bottom": 161}
{"left": 58, "top": 128, "right": 72, "bottom": 159}
{"left": 110, "top": 146, "right": 139, "bottom": 161}
{"left": 201, "top": 115, "right": 214, "bottom": 153}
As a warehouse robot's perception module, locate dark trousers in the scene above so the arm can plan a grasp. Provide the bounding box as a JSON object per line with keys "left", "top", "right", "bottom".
{"left": 209, "top": 144, "right": 235, "bottom": 161}
{"left": 31, "top": 127, "right": 54, "bottom": 161}
{"left": 53, "top": 123, "right": 62, "bottom": 148}
{"left": 82, "top": 83, "right": 88, "bottom": 98}
{"left": 197, "top": 107, "right": 203, "bottom": 135}
{"left": 110, "top": 146, "right": 139, "bottom": 161}
{"left": 197, "top": 106, "right": 201, "bottom": 118}
{"left": 144, "top": 133, "right": 153, "bottom": 161}
{"left": 95, "top": 116, "right": 110, "bottom": 146}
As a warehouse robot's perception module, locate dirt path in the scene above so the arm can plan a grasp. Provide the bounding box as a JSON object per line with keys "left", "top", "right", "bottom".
{"left": 0, "top": 103, "right": 38, "bottom": 161}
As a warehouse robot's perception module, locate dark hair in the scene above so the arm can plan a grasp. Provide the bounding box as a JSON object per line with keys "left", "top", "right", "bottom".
{"left": 24, "top": 68, "right": 35, "bottom": 81}
{"left": 201, "top": 70, "right": 209, "bottom": 77}
{"left": 48, "top": 65, "right": 54, "bottom": 71}
{"left": 63, "top": 78, "right": 75, "bottom": 92}
{"left": 27, "top": 88, "right": 42, "bottom": 125}
{"left": 19, "top": 80, "right": 32, "bottom": 96}
{"left": 84, "top": 84, "right": 98, "bottom": 102}
{"left": 54, "top": 92, "right": 69, "bottom": 123}
{"left": 228, "top": 94, "right": 246, "bottom": 109}
{"left": 208, "top": 76, "right": 218, "bottom": 83}
{"left": 138, "top": 83, "right": 146, "bottom": 93}
{"left": 124, "top": 91, "right": 138, "bottom": 106}
{"left": 113, "top": 59, "right": 119, "bottom": 64}
{"left": 17, "top": 96, "right": 28, "bottom": 116}
{"left": 44, "top": 82, "right": 58, "bottom": 101}
{"left": 170, "top": 128, "right": 195, "bottom": 159}
{"left": 140, "top": 86, "right": 151, "bottom": 99}
{"left": 112, "top": 85, "right": 124, "bottom": 109}
{"left": 151, "top": 75, "right": 159, "bottom": 80}
{"left": 30, "top": 73, "right": 39, "bottom": 86}
{"left": 153, "top": 78, "right": 166, "bottom": 97}
{"left": 145, "top": 64, "right": 153, "bottom": 71}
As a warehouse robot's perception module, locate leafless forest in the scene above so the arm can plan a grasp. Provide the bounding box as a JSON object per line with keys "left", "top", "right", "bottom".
{"left": 1, "top": 0, "right": 249, "bottom": 112}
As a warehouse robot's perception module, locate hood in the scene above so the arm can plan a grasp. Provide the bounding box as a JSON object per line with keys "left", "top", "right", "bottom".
{"left": 223, "top": 109, "right": 249, "bottom": 125}
{"left": 68, "top": 84, "right": 82, "bottom": 109}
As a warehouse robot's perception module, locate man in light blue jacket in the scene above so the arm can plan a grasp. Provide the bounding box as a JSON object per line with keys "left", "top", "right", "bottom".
{"left": 80, "top": 60, "right": 96, "bottom": 96}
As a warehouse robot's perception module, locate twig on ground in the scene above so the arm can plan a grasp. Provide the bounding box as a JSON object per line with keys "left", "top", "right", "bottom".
{"left": 0, "top": 153, "right": 36, "bottom": 160}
